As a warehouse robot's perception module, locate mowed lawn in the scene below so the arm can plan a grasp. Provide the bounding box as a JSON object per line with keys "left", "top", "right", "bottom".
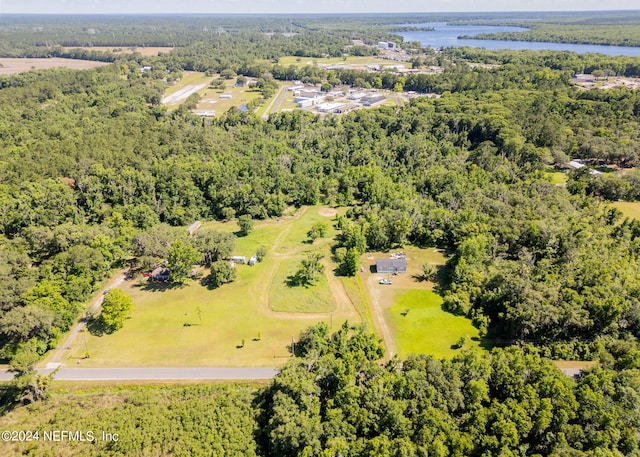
{"left": 387, "top": 290, "right": 480, "bottom": 359}
{"left": 545, "top": 171, "right": 568, "bottom": 185}
{"left": 612, "top": 201, "right": 640, "bottom": 220}
{"left": 269, "top": 257, "right": 335, "bottom": 313}
{"left": 66, "top": 206, "right": 359, "bottom": 368}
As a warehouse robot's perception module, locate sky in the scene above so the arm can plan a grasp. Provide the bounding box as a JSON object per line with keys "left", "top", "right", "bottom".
{"left": 1, "top": 0, "right": 639, "bottom": 15}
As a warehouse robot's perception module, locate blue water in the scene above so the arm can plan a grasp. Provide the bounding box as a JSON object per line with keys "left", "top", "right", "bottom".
{"left": 396, "top": 22, "right": 640, "bottom": 57}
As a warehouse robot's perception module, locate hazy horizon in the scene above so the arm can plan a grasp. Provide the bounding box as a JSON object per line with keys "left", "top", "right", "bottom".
{"left": 1, "top": 0, "right": 640, "bottom": 15}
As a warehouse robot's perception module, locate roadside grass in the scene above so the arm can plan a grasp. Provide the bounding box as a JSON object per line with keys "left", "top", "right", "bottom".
{"left": 64, "top": 206, "right": 359, "bottom": 368}
{"left": 341, "top": 275, "right": 374, "bottom": 330}
{"left": 387, "top": 290, "right": 480, "bottom": 359}
{"left": 611, "top": 201, "right": 640, "bottom": 220}
{"left": 269, "top": 257, "right": 335, "bottom": 313}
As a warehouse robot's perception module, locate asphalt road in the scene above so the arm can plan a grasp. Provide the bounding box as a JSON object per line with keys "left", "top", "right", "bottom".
{"left": 0, "top": 367, "right": 278, "bottom": 381}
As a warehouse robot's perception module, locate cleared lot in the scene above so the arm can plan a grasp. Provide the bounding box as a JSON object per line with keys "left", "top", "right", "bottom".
{"left": 0, "top": 58, "right": 110, "bottom": 75}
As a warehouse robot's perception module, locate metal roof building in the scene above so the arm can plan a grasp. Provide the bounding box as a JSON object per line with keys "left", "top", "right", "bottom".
{"left": 376, "top": 259, "right": 407, "bottom": 274}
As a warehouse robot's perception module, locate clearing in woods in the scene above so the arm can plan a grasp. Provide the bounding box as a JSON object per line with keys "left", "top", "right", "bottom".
{"left": 611, "top": 201, "right": 640, "bottom": 221}
{"left": 360, "top": 248, "right": 481, "bottom": 358}
{"left": 61, "top": 206, "right": 360, "bottom": 368}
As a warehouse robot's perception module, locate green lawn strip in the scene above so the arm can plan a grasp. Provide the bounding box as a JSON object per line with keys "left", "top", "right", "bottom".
{"left": 611, "top": 201, "right": 640, "bottom": 220}
{"left": 341, "top": 275, "right": 374, "bottom": 330}
{"left": 387, "top": 289, "right": 480, "bottom": 359}
{"left": 269, "top": 257, "right": 335, "bottom": 313}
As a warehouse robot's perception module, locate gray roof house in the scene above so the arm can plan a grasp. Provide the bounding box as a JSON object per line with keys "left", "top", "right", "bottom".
{"left": 376, "top": 258, "right": 407, "bottom": 274}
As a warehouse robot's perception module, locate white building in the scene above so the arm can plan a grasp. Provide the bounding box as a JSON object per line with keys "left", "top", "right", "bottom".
{"left": 317, "top": 102, "right": 346, "bottom": 113}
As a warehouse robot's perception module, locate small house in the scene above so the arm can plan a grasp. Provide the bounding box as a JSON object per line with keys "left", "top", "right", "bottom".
{"left": 376, "top": 259, "right": 407, "bottom": 274}
{"left": 151, "top": 267, "right": 170, "bottom": 281}
{"left": 229, "top": 256, "right": 246, "bottom": 264}
{"left": 249, "top": 254, "right": 258, "bottom": 266}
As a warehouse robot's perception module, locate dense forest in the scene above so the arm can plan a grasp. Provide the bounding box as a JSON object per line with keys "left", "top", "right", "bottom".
{"left": 0, "top": 13, "right": 639, "bottom": 455}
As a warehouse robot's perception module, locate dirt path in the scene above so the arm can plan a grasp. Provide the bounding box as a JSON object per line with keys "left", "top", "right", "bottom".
{"left": 41, "top": 272, "right": 128, "bottom": 368}
{"left": 248, "top": 207, "right": 359, "bottom": 322}
{"left": 364, "top": 273, "right": 396, "bottom": 358}
{"left": 322, "top": 259, "right": 355, "bottom": 315}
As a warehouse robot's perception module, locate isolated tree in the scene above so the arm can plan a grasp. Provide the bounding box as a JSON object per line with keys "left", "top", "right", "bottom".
{"left": 422, "top": 263, "right": 438, "bottom": 282}
{"left": 237, "top": 214, "right": 254, "bottom": 236}
{"left": 167, "top": 240, "right": 201, "bottom": 284}
{"left": 99, "top": 289, "right": 133, "bottom": 333}
{"left": 293, "top": 254, "right": 325, "bottom": 286}
{"left": 307, "top": 222, "right": 328, "bottom": 243}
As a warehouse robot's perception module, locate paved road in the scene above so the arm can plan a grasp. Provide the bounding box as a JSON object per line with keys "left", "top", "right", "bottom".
{"left": 1, "top": 367, "right": 278, "bottom": 381}
{"left": 262, "top": 84, "right": 288, "bottom": 120}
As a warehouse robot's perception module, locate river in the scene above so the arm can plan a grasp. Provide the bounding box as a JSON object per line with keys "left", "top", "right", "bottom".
{"left": 395, "top": 22, "right": 640, "bottom": 57}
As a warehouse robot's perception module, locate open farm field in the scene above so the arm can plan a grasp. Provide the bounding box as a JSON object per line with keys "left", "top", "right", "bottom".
{"left": 61, "top": 206, "right": 360, "bottom": 368}
{"left": 611, "top": 201, "right": 640, "bottom": 220}
{"left": 0, "top": 58, "right": 110, "bottom": 75}
{"left": 63, "top": 46, "right": 174, "bottom": 56}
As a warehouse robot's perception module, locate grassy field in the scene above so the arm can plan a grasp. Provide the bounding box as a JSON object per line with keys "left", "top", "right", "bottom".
{"left": 544, "top": 171, "right": 568, "bottom": 184}
{"left": 611, "top": 201, "right": 640, "bottom": 220}
{"left": 269, "top": 257, "right": 336, "bottom": 313}
{"left": 387, "top": 290, "right": 480, "bottom": 359}
{"left": 60, "top": 206, "right": 359, "bottom": 368}
{"left": 195, "top": 77, "right": 263, "bottom": 116}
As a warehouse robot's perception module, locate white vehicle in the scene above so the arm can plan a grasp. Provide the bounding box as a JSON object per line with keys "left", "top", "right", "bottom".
{"left": 379, "top": 279, "right": 392, "bottom": 285}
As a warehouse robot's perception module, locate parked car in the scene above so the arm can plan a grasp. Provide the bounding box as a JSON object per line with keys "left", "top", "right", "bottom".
{"left": 379, "top": 279, "right": 392, "bottom": 285}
